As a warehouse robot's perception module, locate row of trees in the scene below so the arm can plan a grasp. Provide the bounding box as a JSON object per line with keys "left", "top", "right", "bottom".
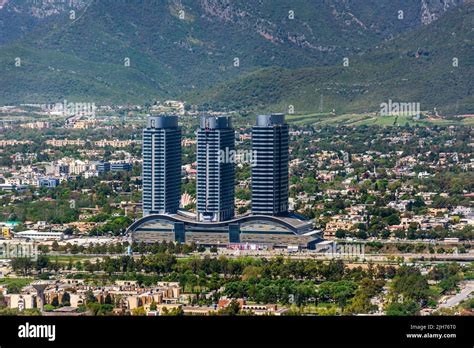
{"left": 10, "top": 252, "right": 469, "bottom": 315}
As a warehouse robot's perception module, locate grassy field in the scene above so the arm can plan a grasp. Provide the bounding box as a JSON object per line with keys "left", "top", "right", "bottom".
{"left": 0, "top": 277, "right": 33, "bottom": 291}
{"left": 286, "top": 112, "right": 472, "bottom": 127}
{"left": 46, "top": 255, "right": 102, "bottom": 264}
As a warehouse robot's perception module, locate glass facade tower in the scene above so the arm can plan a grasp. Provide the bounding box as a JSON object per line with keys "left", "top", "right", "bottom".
{"left": 251, "top": 113, "right": 289, "bottom": 215}
{"left": 196, "top": 116, "right": 235, "bottom": 222}
{"left": 142, "top": 115, "right": 181, "bottom": 216}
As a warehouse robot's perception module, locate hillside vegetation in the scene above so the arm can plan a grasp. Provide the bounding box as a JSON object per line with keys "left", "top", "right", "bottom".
{"left": 0, "top": 0, "right": 471, "bottom": 115}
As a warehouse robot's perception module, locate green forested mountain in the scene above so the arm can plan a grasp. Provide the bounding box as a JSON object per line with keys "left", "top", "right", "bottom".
{"left": 0, "top": 0, "right": 471, "bottom": 115}
{"left": 187, "top": 2, "right": 474, "bottom": 115}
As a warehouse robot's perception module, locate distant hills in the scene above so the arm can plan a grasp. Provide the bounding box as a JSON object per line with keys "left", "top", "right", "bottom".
{"left": 187, "top": 2, "right": 474, "bottom": 115}
{"left": 0, "top": 0, "right": 471, "bottom": 115}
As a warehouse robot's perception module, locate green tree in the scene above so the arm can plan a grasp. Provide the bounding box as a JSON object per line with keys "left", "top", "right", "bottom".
{"left": 335, "top": 229, "right": 346, "bottom": 239}
{"left": 35, "top": 255, "right": 49, "bottom": 272}
{"left": 150, "top": 301, "right": 157, "bottom": 311}
{"left": 386, "top": 301, "right": 419, "bottom": 316}
{"left": 219, "top": 300, "right": 241, "bottom": 316}
{"left": 11, "top": 257, "right": 33, "bottom": 276}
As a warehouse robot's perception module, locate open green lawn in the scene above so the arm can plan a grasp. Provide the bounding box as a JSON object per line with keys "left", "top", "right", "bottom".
{"left": 461, "top": 117, "right": 474, "bottom": 126}
{"left": 46, "top": 255, "right": 101, "bottom": 264}
{"left": 0, "top": 277, "right": 33, "bottom": 290}
{"left": 285, "top": 112, "right": 333, "bottom": 124}
{"left": 286, "top": 112, "right": 471, "bottom": 127}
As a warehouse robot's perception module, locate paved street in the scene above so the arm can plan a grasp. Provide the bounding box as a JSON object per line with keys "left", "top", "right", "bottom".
{"left": 439, "top": 281, "right": 474, "bottom": 308}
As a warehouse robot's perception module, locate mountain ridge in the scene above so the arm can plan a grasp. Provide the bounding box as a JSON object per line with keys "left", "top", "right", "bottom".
{"left": 0, "top": 0, "right": 470, "bottom": 115}
{"left": 185, "top": 1, "right": 474, "bottom": 115}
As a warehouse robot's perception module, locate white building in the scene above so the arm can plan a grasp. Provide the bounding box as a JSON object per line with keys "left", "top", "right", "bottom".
{"left": 14, "top": 230, "right": 64, "bottom": 241}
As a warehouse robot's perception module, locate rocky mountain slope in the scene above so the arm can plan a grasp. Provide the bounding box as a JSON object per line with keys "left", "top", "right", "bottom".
{"left": 0, "top": 0, "right": 469, "bottom": 114}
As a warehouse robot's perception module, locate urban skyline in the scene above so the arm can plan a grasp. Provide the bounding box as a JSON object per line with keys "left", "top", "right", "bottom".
{"left": 0, "top": 2, "right": 472, "bottom": 341}
{"left": 143, "top": 113, "right": 293, "bottom": 222}
{"left": 135, "top": 113, "right": 316, "bottom": 248}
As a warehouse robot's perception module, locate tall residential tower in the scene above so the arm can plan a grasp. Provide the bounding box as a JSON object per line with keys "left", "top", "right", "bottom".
{"left": 196, "top": 116, "right": 235, "bottom": 222}
{"left": 131, "top": 113, "right": 318, "bottom": 249}
{"left": 251, "top": 113, "right": 289, "bottom": 215}
{"left": 142, "top": 115, "right": 181, "bottom": 216}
